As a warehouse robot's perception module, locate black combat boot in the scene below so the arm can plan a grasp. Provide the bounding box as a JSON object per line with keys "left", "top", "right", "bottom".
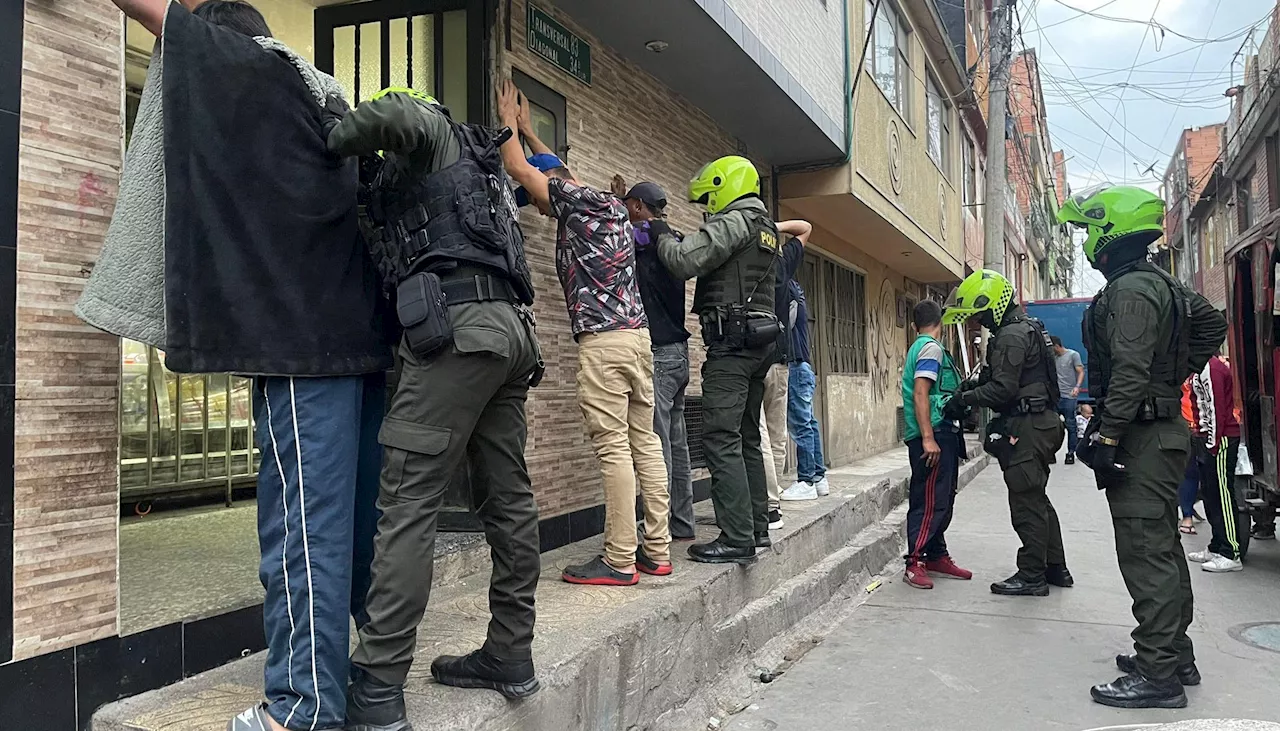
{"left": 688, "top": 536, "right": 757, "bottom": 564}
{"left": 1115, "top": 654, "right": 1201, "bottom": 685}
{"left": 1046, "top": 563, "right": 1074, "bottom": 587}
{"left": 990, "top": 572, "right": 1050, "bottom": 597}
{"left": 345, "top": 669, "right": 412, "bottom": 731}
{"left": 430, "top": 648, "right": 539, "bottom": 699}
{"left": 755, "top": 531, "right": 772, "bottom": 548}
{"left": 1090, "top": 672, "right": 1187, "bottom": 709}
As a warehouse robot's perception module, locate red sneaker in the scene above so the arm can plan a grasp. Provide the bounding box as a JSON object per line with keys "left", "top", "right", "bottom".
{"left": 904, "top": 562, "right": 933, "bottom": 589}
{"left": 925, "top": 556, "right": 973, "bottom": 580}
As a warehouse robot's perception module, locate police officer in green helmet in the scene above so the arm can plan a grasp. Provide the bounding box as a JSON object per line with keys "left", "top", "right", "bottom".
{"left": 649, "top": 155, "right": 782, "bottom": 563}
{"left": 941, "top": 269, "right": 1070, "bottom": 596}
{"left": 1059, "top": 184, "right": 1225, "bottom": 709}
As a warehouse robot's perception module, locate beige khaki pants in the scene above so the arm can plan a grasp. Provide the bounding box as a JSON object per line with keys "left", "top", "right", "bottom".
{"left": 577, "top": 328, "right": 672, "bottom": 567}
{"left": 760, "top": 363, "right": 789, "bottom": 509}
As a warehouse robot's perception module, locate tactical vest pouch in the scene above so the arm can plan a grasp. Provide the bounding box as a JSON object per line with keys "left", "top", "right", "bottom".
{"left": 745, "top": 313, "right": 782, "bottom": 348}
{"left": 396, "top": 272, "right": 453, "bottom": 359}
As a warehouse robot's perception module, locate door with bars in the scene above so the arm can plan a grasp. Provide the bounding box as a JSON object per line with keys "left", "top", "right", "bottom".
{"left": 315, "top": 0, "right": 486, "bottom": 122}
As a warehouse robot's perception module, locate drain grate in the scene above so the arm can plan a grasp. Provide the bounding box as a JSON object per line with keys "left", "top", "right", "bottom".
{"left": 1229, "top": 622, "right": 1280, "bottom": 653}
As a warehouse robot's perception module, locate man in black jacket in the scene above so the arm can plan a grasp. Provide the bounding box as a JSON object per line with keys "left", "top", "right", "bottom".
{"left": 622, "top": 181, "right": 697, "bottom": 541}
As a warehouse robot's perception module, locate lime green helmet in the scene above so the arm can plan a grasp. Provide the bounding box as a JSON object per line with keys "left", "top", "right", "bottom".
{"left": 689, "top": 156, "right": 760, "bottom": 214}
{"left": 1056, "top": 183, "right": 1164, "bottom": 263}
{"left": 370, "top": 86, "right": 438, "bottom": 105}
{"left": 942, "top": 269, "right": 1015, "bottom": 326}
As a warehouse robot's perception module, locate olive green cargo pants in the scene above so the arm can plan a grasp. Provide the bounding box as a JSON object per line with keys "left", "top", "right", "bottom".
{"left": 1106, "top": 418, "right": 1195, "bottom": 680}
{"left": 701, "top": 342, "right": 777, "bottom": 548}
{"left": 1000, "top": 410, "right": 1066, "bottom": 581}
{"left": 352, "top": 301, "right": 542, "bottom": 685}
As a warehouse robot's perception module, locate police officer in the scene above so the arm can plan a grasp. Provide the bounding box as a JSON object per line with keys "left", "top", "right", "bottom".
{"left": 650, "top": 156, "right": 781, "bottom": 563}
{"left": 326, "top": 87, "right": 545, "bottom": 727}
{"left": 941, "top": 269, "right": 1071, "bottom": 596}
{"left": 1058, "top": 185, "right": 1226, "bottom": 709}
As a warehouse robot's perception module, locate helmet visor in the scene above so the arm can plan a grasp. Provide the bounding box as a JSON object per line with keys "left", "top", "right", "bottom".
{"left": 1058, "top": 182, "right": 1113, "bottom": 227}
{"left": 941, "top": 285, "right": 981, "bottom": 325}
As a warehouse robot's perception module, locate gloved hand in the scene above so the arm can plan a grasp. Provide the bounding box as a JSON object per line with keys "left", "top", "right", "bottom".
{"left": 1090, "top": 442, "right": 1127, "bottom": 489}
{"left": 321, "top": 94, "right": 350, "bottom": 140}
{"left": 647, "top": 219, "right": 673, "bottom": 241}
{"left": 941, "top": 393, "right": 968, "bottom": 422}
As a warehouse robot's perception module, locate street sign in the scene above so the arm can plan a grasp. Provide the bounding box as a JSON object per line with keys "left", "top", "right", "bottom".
{"left": 527, "top": 4, "right": 591, "bottom": 86}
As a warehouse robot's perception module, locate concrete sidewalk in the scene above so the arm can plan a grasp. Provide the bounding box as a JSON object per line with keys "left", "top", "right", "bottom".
{"left": 93, "top": 446, "right": 988, "bottom": 731}
{"left": 725, "top": 453, "right": 1280, "bottom": 731}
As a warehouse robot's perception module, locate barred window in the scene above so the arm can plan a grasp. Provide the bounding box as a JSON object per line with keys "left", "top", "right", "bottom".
{"left": 822, "top": 260, "right": 868, "bottom": 374}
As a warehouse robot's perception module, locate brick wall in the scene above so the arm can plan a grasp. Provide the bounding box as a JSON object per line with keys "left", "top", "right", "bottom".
{"left": 13, "top": 0, "right": 123, "bottom": 659}
{"left": 500, "top": 0, "right": 755, "bottom": 519}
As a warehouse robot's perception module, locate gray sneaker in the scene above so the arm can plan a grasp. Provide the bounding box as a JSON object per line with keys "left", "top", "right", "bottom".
{"left": 228, "top": 706, "right": 275, "bottom": 731}
{"left": 228, "top": 705, "right": 344, "bottom": 731}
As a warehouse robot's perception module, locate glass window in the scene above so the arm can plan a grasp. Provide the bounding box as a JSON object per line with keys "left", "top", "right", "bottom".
{"left": 963, "top": 136, "right": 976, "bottom": 207}
{"left": 927, "top": 72, "right": 951, "bottom": 176}
{"left": 867, "top": 0, "right": 909, "bottom": 119}
{"left": 513, "top": 69, "right": 569, "bottom": 163}
{"left": 1239, "top": 170, "right": 1255, "bottom": 231}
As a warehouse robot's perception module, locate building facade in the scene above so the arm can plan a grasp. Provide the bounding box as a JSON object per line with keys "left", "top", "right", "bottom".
{"left": 0, "top": 0, "right": 883, "bottom": 725}
{"left": 937, "top": 0, "right": 989, "bottom": 277}
{"left": 1162, "top": 123, "right": 1226, "bottom": 297}
{"left": 1007, "top": 49, "right": 1073, "bottom": 300}
{"left": 778, "top": 0, "right": 969, "bottom": 463}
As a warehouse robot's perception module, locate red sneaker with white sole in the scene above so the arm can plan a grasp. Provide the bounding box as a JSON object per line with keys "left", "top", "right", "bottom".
{"left": 925, "top": 556, "right": 973, "bottom": 580}
{"left": 904, "top": 562, "right": 934, "bottom": 589}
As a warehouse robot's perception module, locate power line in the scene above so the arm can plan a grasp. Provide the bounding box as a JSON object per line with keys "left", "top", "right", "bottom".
{"left": 1084, "top": 0, "right": 1163, "bottom": 188}
{"left": 1050, "top": 0, "right": 1267, "bottom": 45}
{"left": 1156, "top": 0, "right": 1225, "bottom": 149}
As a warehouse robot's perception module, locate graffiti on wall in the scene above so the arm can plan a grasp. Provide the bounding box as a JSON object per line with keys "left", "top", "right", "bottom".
{"left": 867, "top": 277, "right": 902, "bottom": 401}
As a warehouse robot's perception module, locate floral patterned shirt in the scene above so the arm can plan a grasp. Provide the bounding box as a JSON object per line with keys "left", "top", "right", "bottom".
{"left": 548, "top": 178, "right": 648, "bottom": 337}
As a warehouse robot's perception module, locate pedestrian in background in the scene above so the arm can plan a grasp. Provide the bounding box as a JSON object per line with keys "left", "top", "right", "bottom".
{"left": 501, "top": 85, "right": 671, "bottom": 586}
{"left": 1178, "top": 379, "right": 1202, "bottom": 536}
{"left": 902, "top": 299, "right": 972, "bottom": 589}
{"left": 1051, "top": 335, "right": 1085, "bottom": 464}
{"left": 765, "top": 219, "right": 811, "bottom": 515}
{"left": 780, "top": 225, "right": 830, "bottom": 502}
{"left": 1188, "top": 351, "right": 1244, "bottom": 573}
{"left": 621, "top": 179, "right": 697, "bottom": 544}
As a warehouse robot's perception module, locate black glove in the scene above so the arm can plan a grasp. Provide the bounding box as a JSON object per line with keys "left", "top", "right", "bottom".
{"left": 941, "top": 393, "right": 968, "bottom": 422}
{"left": 1090, "top": 442, "right": 1127, "bottom": 489}
{"left": 321, "top": 94, "right": 350, "bottom": 140}
{"left": 646, "top": 219, "right": 673, "bottom": 240}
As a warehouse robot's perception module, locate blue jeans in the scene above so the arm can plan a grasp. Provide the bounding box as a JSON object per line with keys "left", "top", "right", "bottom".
{"left": 1179, "top": 451, "right": 1200, "bottom": 519}
{"left": 787, "top": 361, "right": 826, "bottom": 483}
{"left": 1057, "top": 397, "right": 1078, "bottom": 454}
{"left": 254, "top": 374, "right": 384, "bottom": 731}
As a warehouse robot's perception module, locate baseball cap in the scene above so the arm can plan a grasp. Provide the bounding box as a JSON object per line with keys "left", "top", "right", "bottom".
{"left": 515, "top": 153, "right": 568, "bottom": 207}
{"left": 624, "top": 182, "right": 668, "bottom": 211}
{"left": 528, "top": 153, "right": 566, "bottom": 172}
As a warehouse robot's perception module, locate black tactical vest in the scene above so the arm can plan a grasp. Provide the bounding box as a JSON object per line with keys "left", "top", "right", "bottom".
{"left": 692, "top": 208, "right": 780, "bottom": 315}
{"left": 1001, "top": 314, "right": 1060, "bottom": 406}
{"left": 1083, "top": 262, "right": 1191, "bottom": 402}
{"left": 362, "top": 114, "right": 534, "bottom": 304}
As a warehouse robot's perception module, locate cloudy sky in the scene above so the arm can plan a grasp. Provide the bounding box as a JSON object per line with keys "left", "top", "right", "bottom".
{"left": 1019, "top": 0, "right": 1272, "bottom": 294}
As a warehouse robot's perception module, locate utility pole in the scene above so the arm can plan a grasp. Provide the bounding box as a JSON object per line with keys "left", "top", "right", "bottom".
{"left": 983, "top": 0, "right": 1013, "bottom": 276}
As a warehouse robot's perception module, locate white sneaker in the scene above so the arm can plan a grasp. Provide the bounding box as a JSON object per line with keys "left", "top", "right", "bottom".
{"left": 813, "top": 476, "right": 831, "bottom": 497}
{"left": 781, "top": 480, "right": 818, "bottom": 501}
{"left": 1201, "top": 554, "right": 1243, "bottom": 573}
{"left": 1186, "top": 549, "right": 1221, "bottom": 563}
{"left": 767, "top": 509, "right": 784, "bottom": 530}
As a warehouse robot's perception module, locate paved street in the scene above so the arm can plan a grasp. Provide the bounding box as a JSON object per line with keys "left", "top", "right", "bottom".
{"left": 727, "top": 451, "right": 1280, "bottom": 731}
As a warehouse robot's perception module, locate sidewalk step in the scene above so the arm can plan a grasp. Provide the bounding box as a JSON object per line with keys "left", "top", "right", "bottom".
{"left": 92, "top": 447, "right": 987, "bottom": 731}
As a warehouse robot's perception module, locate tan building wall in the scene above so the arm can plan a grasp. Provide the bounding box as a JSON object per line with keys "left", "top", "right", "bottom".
{"left": 847, "top": 0, "right": 965, "bottom": 274}
{"left": 13, "top": 0, "right": 124, "bottom": 659}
